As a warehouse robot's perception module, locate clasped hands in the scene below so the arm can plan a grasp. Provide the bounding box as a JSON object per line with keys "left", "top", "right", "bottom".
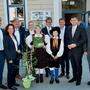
{"left": 51, "top": 54, "right": 58, "bottom": 60}
{"left": 68, "top": 43, "right": 77, "bottom": 49}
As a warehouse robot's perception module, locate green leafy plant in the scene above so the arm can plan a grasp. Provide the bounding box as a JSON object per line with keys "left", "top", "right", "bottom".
{"left": 22, "top": 46, "right": 37, "bottom": 88}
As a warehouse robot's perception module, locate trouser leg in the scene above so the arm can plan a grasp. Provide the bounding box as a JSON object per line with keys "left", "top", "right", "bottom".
{"left": 0, "top": 52, "right": 5, "bottom": 85}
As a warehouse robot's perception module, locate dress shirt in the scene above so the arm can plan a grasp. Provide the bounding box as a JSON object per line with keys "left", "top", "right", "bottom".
{"left": 72, "top": 25, "right": 77, "bottom": 37}
{"left": 11, "top": 36, "right": 18, "bottom": 52}
{"left": 60, "top": 26, "right": 65, "bottom": 41}
{"left": 46, "top": 26, "right": 52, "bottom": 37}
{"left": 0, "top": 29, "right": 4, "bottom": 50}
{"left": 14, "top": 28, "right": 20, "bottom": 45}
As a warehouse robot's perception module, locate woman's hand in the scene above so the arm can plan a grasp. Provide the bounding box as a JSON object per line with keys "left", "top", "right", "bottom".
{"left": 54, "top": 56, "right": 58, "bottom": 60}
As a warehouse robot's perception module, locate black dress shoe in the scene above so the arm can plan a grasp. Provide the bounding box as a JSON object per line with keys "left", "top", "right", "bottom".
{"left": 36, "top": 74, "right": 39, "bottom": 83}
{"left": 68, "top": 78, "right": 76, "bottom": 83}
{"left": 0, "top": 84, "right": 7, "bottom": 89}
{"left": 50, "top": 78, "right": 54, "bottom": 84}
{"left": 45, "top": 68, "right": 50, "bottom": 77}
{"left": 40, "top": 74, "right": 44, "bottom": 83}
{"left": 14, "top": 83, "right": 20, "bottom": 86}
{"left": 66, "top": 75, "right": 70, "bottom": 79}
{"left": 87, "top": 81, "right": 90, "bottom": 85}
{"left": 76, "top": 81, "right": 81, "bottom": 86}
{"left": 55, "top": 78, "right": 60, "bottom": 83}
{"left": 9, "top": 86, "right": 17, "bottom": 90}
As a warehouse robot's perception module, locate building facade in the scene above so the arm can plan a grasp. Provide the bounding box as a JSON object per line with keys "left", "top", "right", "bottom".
{"left": 0, "top": 0, "right": 90, "bottom": 28}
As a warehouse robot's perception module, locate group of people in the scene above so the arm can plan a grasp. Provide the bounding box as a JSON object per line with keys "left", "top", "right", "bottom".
{"left": 0, "top": 18, "right": 25, "bottom": 90}
{"left": 0, "top": 16, "right": 90, "bottom": 90}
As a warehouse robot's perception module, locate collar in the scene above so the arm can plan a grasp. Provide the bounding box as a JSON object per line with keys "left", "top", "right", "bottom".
{"left": 35, "top": 34, "right": 42, "bottom": 37}
{"left": 60, "top": 26, "right": 65, "bottom": 30}
{"left": 72, "top": 25, "right": 77, "bottom": 28}
{"left": 46, "top": 26, "right": 52, "bottom": 30}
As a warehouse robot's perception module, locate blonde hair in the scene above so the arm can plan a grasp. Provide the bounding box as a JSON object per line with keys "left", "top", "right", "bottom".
{"left": 53, "top": 38, "right": 58, "bottom": 48}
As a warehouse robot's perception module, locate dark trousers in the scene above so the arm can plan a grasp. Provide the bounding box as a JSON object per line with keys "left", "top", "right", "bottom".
{"left": 7, "top": 60, "right": 16, "bottom": 88}
{"left": 60, "top": 52, "right": 70, "bottom": 75}
{"left": 14, "top": 52, "right": 22, "bottom": 76}
{"left": 0, "top": 51, "right": 5, "bottom": 85}
{"left": 14, "top": 58, "right": 20, "bottom": 76}
{"left": 70, "top": 53, "right": 83, "bottom": 82}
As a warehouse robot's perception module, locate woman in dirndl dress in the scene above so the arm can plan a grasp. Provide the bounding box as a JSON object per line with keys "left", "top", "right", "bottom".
{"left": 26, "top": 25, "right": 47, "bottom": 83}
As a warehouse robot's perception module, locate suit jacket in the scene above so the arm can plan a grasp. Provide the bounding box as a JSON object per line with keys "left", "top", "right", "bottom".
{"left": 25, "top": 30, "right": 30, "bottom": 37}
{"left": 86, "top": 26, "right": 90, "bottom": 55}
{"left": 62, "top": 26, "right": 70, "bottom": 55}
{"left": 18, "top": 26, "right": 26, "bottom": 52}
{"left": 3, "top": 34, "right": 17, "bottom": 61}
{"left": 63, "top": 26, "right": 69, "bottom": 47}
{"left": 41, "top": 26, "right": 53, "bottom": 36}
{"left": 67, "top": 25, "right": 87, "bottom": 54}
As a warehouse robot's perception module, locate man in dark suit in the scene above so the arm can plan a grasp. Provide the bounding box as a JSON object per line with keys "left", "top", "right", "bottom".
{"left": 85, "top": 23, "right": 90, "bottom": 85}
{"left": 42, "top": 17, "right": 53, "bottom": 77}
{"left": 0, "top": 17, "right": 7, "bottom": 89}
{"left": 12, "top": 18, "right": 26, "bottom": 83}
{"left": 42, "top": 17, "right": 53, "bottom": 36}
{"left": 59, "top": 18, "right": 70, "bottom": 79}
{"left": 67, "top": 16, "right": 87, "bottom": 86}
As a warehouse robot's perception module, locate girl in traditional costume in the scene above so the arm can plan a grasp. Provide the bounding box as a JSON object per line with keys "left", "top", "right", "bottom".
{"left": 46, "top": 27, "right": 64, "bottom": 84}
{"left": 26, "top": 26, "right": 47, "bottom": 83}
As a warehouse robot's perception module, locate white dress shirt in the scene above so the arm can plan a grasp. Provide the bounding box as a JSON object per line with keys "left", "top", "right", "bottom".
{"left": 60, "top": 26, "right": 65, "bottom": 41}
{"left": 0, "top": 29, "right": 4, "bottom": 50}
{"left": 72, "top": 25, "right": 77, "bottom": 37}
{"left": 46, "top": 26, "right": 52, "bottom": 37}
{"left": 14, "top": 28, "right": 20, "bottom": 45}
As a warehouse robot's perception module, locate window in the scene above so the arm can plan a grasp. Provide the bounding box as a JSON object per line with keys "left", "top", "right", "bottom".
{"left": 7, "top": 0, "right": 25, "bottom": 26}
{"left": 62, "top": 0, "right": 86, "bottom": 11}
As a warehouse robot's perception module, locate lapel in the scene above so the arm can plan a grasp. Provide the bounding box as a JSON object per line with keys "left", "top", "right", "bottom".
{"left": 72, "top": 26, "right": 79, "bottom": 39}
{"left": 45, "top": 27, "right": 48, "bottom": 34}
{"left": 64, "top": 26, "right": 67, "bottom": 38}
{"left": 68, "top": 26, "right": 72, "bottom": 39}
{"left": 70, "top": 26, "right": 79, "bottom": 39}
{"left": 18, "top": 28, "right": 21, "bottom": 44}
{"left": 45, "top": 26, "right": 51, "bottom": 36}
{"left": 8, "top": 36, "right": 16, "bottom": 50}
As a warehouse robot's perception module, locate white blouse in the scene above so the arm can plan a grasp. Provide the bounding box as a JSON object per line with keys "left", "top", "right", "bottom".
{"left": 26, "top": 34, "right": 32, "bottom": 49}
{"left": 26, "top": 34, "right": 48, "bottom": 49}
{"left": 45, "top": 36, "right": 64, "bottom": 57}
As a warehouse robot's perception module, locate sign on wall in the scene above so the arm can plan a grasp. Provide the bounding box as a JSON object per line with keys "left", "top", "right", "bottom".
{"left": 31, "top": 10, "right": 51, "bottom": 20}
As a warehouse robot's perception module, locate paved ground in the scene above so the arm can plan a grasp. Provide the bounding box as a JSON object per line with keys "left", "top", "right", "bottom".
{"left": 1, "top": 55, "right": 90, "bottom": 90}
